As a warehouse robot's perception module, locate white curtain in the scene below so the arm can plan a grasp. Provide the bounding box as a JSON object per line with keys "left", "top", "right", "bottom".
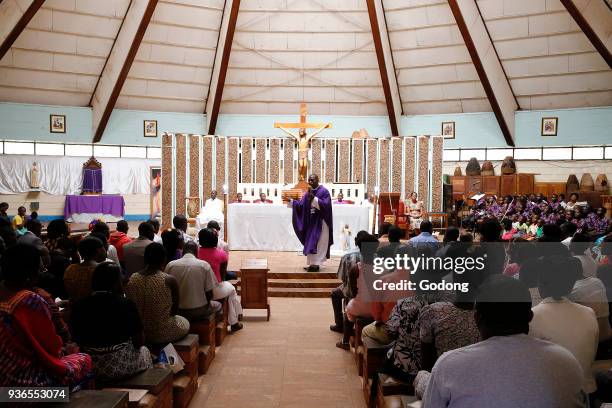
{"left": 0, "top": 155, "right": 160, "bottom": 195}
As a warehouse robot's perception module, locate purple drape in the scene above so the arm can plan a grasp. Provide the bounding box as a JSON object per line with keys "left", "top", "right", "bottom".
{"left": 82, "top": 168, "right": 102, "bottom": 194}
{"left": 292, "top": 185, "right": 334, "bottom": 258}
{"left": 64, "top": 195, "right": 125, "bottom": 219}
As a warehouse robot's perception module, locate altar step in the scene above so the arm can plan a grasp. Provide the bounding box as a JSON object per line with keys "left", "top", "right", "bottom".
{"left": 236, "top": 271, "right": 337, "bottom": 280}
{"left": 235, "top": 286, "right": 335, "bottom": 298}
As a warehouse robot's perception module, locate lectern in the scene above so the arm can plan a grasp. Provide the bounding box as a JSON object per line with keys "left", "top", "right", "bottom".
{"left": 239, "top": 258, "right": 270, "bottom": 321}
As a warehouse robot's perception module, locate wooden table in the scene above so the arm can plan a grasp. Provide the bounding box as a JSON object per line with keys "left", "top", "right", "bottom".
{"left": 240, "top": 258, "right": 270, "bottom": 321}
{"left": 428, "top": 212, "right": 449, "bottom": 230}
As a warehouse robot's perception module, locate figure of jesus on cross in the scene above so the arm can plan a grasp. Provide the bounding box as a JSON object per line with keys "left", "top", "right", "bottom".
{"left": 275, "top": 103, "right": 332, "bottom": 181}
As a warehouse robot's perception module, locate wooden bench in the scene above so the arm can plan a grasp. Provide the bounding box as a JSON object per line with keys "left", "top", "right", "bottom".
{"left": 49, "top": 390, "right": 129, "bottom": 408}
{"left": 104, "top": 388, "right": 157, "bottom": 408}
{"left": 215, "top": 297, "right": 229, "bottom": 346}
{"left": 379, "top": 395, "right": 420, "bottom": 408}
{"left": 189, "top": 318, "right": 216, "bottom": 374}
{"left": 172, "top": 334, "right": 199, "bottom": 408}
{"left": 375, "top": 373, "right": 414, "bottom": 408}
{"left": 112, "top": 367, "right": 173, "bottom": 408}
{"left": 361, "top": 337, "right": 392, "bottom": 408}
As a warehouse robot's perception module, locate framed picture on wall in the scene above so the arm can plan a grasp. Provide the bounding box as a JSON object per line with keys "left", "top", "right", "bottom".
{"left": 50, "top": 115, "right": 66, "bottom": 133}
{"left": 150, "top": 166, "right": 161, "bottom": 219}
{"left": 144, "top": 120, "right": 158, "bottom": 137}
{"left": 441, "top": 121, "right": 455, "bottom": 139}
{"left": 541, "top": 117, "right": 558, "bottom": 136}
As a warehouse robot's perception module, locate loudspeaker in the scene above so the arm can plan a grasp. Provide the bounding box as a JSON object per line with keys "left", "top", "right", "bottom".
{"left": 443, "top": 183, "right": 453, "bottom": 212}
{"left": 30, "top": 202, "right": 39, "bottom": 211}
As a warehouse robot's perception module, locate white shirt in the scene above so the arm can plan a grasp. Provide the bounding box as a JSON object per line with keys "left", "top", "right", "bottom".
{"left": 153, "top": 234, "right": 163, "bottom": 244}
{"left": 569, "top": 277, "right": 609, "bottom": 320}
{"left": 164, "top": 253, "right": 215, "bottom": 310}
{"left": 107, "top": 244, "right": 120, "bottom": 265}
{"left": 530, "top": 297, "right": 599, "bottom": 393}
{"left": 203, "top": 198, "right": 224, "bottom": 216}
{"left": 573, "top": 254, "right": 598, "bottom": 278}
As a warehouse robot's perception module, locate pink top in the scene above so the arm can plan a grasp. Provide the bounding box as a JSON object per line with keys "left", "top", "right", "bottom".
{"left": 503, "top": 263, "right": 521, "bottom": 278}
{"left": 198, "top": 247, "right": 228, "bottom": 283}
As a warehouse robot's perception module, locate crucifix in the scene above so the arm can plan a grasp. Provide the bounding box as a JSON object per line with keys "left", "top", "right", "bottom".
{"left": 275, "top": 103, "right": 332, "bottom": 182}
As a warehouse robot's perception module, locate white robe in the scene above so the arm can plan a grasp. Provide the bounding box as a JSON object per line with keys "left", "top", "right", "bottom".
{"left": 196, "top": 198, "right": 224, "bottom": 232}
{"left": 306, "top": 197, "right": 329, "bottom": 266}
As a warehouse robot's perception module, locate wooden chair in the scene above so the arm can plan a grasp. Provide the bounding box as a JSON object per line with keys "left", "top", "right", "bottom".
{"left": 172, "top": 334, "right": 199, "bottom": 408}
{"left": 374, "top": 373, "right": 414, "bottom": 408}
{"left": 379, "top": 395, "right": 420, "bottom": 408}
{"left": 111, "top": 367, "right": 173, "bottom": 408}
{"left": 215, "top": 298, "right": 229, "bottom": 346}
{"left": 361, "top": 337, "right": 392, "bottom": 408}
{"left": 103, "top": 388, "right": 157, "bottom": 408}
{"left": 50, "top": 390, "right": 129, "bottom": 408}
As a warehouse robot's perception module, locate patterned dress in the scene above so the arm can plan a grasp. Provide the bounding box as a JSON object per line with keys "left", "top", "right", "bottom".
{"left": 126, "top": 271, "right": 190, "bottom": 344}
{"left": 0, "top": 290, "right": 91, "bottom": 387}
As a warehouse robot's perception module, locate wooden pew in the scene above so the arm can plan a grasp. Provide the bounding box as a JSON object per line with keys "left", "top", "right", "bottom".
{"left": 361, "top": 337, "right": 392, "bottom": 408}
{"left": 112, "top": 367, "right": 173, "bottom": 408}
{"left": 104, "top": 388, "right": 157, "bottom": 408}
{"left": 189, "top": 317, "right": 216, "bottom": 374}
{"left": 379, "top": 395, "right": 420, "bottom": 408}
{"left": 48, "top": 390, "right": 129, "bottom": 408}
{"left": 215, "top": 298, "right": 229, "bottom": 346}
{"left": 374, "top": 373, "right": 414, "bottom": 408}
{"left": 172, "top": 334, "right": 199, "bottom": 408}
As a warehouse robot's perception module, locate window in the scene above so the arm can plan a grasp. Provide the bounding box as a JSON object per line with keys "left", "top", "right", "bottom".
{"left": 513, "top": 148, "right": 541, "bottom": 160}
{"left": 147, "top": 147, "right": 161, "bottom": 159}
{"left": 4, "top": 141, "right": 34, "bottom": 155}
{"left": 605, "top": 147, "right": 612, "bottom": 160}
{"left": 94, "top": 145, "right": 120, "bottom": 158}
{"left": 442, "top": 149, "right": 460, "bottom": 161}
{"left": 573, "top": 147, "right": 603, "bottom": 160}
{"left": 36, "top": 143, "right": 64, "bottom": 156}
{"left": 121, "top": 146, "right": 147, "bottom": 158}
{"left": 65, "top": 144, "right": 93, "bottom": 157}
{"left": 460, "top": 149, "right": 485, "bottom": 161}
{"left": 542, "top": 147, "right": 572, "bottom": 160}
{"left": 486, "top": 148, "right": 513, "bottom": 161}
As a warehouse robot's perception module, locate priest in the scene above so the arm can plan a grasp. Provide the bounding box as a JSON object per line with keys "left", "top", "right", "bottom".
{"left": 196, "top": 190, "right": 224, "bottom": 233}
{"left": 291, "top": 174, "right": 333, "bottom": 272}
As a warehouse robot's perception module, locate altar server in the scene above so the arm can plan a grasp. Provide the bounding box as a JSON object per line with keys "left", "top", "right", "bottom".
{"left": 291, "top": 174, "right": 334, "bottom": 272}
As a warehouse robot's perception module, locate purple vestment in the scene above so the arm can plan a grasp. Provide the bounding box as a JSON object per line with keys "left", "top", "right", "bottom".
{"left": 292, "top": 184, "right": 334, "bottom": 258}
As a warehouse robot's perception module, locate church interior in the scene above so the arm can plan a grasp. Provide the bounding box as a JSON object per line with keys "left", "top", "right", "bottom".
{"left": 0, "top": 0, "right": 611, "bottom": 407}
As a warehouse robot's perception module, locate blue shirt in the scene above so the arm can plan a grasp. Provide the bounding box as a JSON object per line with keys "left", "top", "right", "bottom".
{"left": 408, "top": 232, "right": 440, "bottom": 253}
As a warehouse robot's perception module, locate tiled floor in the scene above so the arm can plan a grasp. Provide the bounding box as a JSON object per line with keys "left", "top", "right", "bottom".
{"left": 189, "top": 297, "right": 366, "bottom": 408}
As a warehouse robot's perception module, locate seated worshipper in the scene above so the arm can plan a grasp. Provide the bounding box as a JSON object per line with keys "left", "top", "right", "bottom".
{"left": 0, "top": 201, "right": 8, "bottom": 223}
{"left": 330, "top": 230, "right": 368, "bottom": 333}
{"left": 0, "top": 244, "right": 92, "bottom": 388}
{"left": 570, "top": 233, "right": 598, "bottom": 278}
{"left": 147, "top": 218, "right": 163, "bottom": 244}
{"left": 407, "top": 221, "right": 440, "bottom": 254}
{"left": 196, "top": 190, "right": 224, "bottom": 232}
{"left": 164, "top": 241, "right": 222, "bottom": 323}
{"left": 501, "top": 218, "right": 517, "bottom": 241}
{"left": 233, "top": 192, "right": 249, "bottom": 203}
{"left": 434, "top": 226, "right": 459, "bottom": 258}
{"left": 421, "top": 275, "right": 585, "bottom": 408}
{"left": 373, "top": 267, "right": 453, "bottom": 385}
{"left": 591, "top": 207, "right": 610, "bottom": 238}
{"left": 41, "top": 219, "right": 79, "bottom": 299}
{"left": 174, "top": 214, "right": 196, "bottom": 244}
{"left": 337, "top": 233, "right": 379, "bottom": 349}
{"left": 376, "top": 225, "right": 404, "bottom": 259}
{"left": 253, "top": 192, "right": 273, "bottom": 203}
{"left": 161, "top": 228, "right": 184, "bottom": 263}
{"left": 123, "top": 222, "right": 155, "bottom": 278}
{"left": 413, "top": 267, "right": 484, "bottom": 397}
{"left": 361, "top": 245, "right": 414, "bottom": 345}
{"left": 529, "top": 255, "right": 598, "bottom": 395}
{"left": 207, "top": 220, "right": 229, "bottom": 254}
{"left": 70, "top": 262, "right": 152, "bottom": 382}
{"left": 126, "top": 243, "right": 190, "bottom": 344}
{"left": 597, "top": 264, "right": 612, "bottom": 327}
{"left": 64, "top": 236, "right": 107, "bottom": 302}
{"left": 109, "top": 220, "right": 133, "bottom": 263}
{"left": 503, "top": 238, "right": 533, "bottom": 278}
{"left": 377, "top": 222, "right": 392, "bottom": 243}
{"left": 90, "top": 232, "right": 120, "bottom": 264}
{"left": 18, "top": 217, "right": 50, "bottom": 264}
{"left": 568, "top": 255, "right": 611, "bottom": 342}
{"left": 406, "top": 192, "right": 426, "bottom": 229}
{"left": 472, "top": 218, "right": 505, "bottom": 279}
{"left": 333, "top": 192, "right": 352, "bottom": 204}
{"left": 91, "top": 221, "right": 120, "bottom": 265}
{"left": 12, "top": 205, "right": 26, "bottom": 230}
{"left": 198, "top": 229, "right": 243, "bottom": 332}
{"left": 566, "top": 192, "right": 581, "bottom": 211}
{"left": 562, "top": 221, "right": 579, "bottom": 247}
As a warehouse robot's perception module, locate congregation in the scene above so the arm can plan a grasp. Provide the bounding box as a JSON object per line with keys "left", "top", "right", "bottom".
{"left": 0, "top": 202, "right": 242, "bottom": 389}
{"left": 330, "top": 205, "right": 612, "bottom": 406}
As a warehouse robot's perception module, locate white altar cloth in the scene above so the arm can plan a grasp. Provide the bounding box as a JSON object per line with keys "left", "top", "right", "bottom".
{"left": 227, "top": 203, "right": 369, "bottom": 255}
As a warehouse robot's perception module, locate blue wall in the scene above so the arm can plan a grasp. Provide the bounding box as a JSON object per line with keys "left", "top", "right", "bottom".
{"left": 0, "top": 102, "right": 610, "bottom": 148}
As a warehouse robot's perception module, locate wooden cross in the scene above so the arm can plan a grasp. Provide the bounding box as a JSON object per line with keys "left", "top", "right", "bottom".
{"left": 274, "top": 103, "right": 332, "bottom": 130}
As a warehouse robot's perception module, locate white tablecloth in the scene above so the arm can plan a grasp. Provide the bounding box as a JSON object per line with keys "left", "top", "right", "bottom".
{"left": 227, "top": 203, "right": 370, "bottom": 254}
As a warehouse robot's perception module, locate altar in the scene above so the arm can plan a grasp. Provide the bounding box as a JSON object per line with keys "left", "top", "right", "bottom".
{"left": 227, "top": 203, "right": 369, "bottom": 255}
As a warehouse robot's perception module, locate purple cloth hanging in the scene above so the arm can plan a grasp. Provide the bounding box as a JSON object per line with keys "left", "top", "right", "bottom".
{"left": 64, "top": 195, "right": 125, "bottom": 219}
{"left": 82, "top": 168, "right": 102, "bottom": 194}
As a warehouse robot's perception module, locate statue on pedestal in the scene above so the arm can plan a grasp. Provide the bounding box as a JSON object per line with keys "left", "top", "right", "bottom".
{"left": 30, "top": 162, "right": 40, "bottom": 189}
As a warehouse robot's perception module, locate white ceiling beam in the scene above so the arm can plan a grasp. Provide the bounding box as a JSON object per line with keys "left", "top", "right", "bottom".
{"left": 91, "top": 0, "right": 158, "bottom": 143}
{"left": 448, "top": 0, "right": 517, "bottom": 146}
{"left": 205, "top": 0, "right": 241, "bottom": 136}
{"left": 366, "top": 0, "right": 402, "bottom": 136}
{"left": 0, "top": 0, "right": 45, "bottom": 60}
{"left": 560, "top": 0, "right": 612, "bottom": 69}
